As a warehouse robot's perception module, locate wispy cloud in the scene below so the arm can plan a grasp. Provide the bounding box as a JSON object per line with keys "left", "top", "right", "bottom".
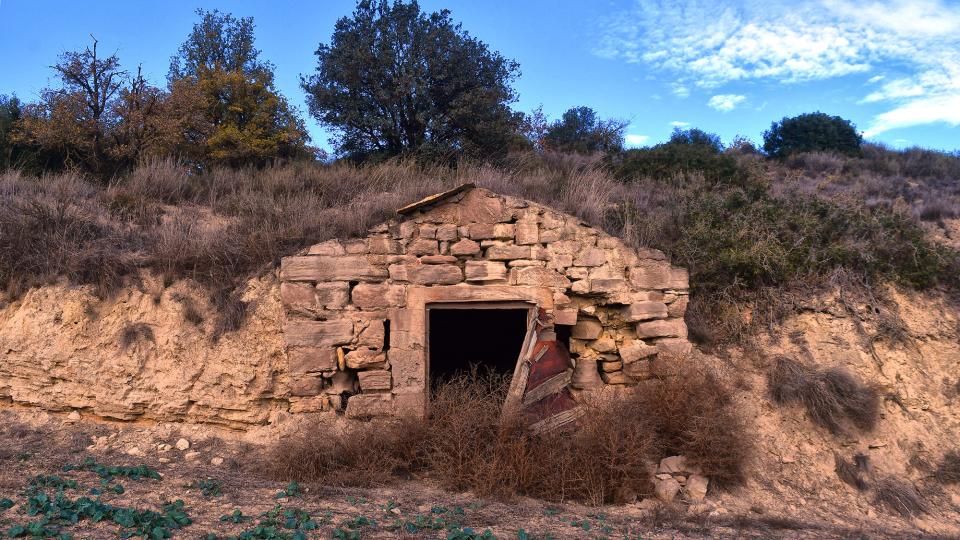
{"left": 594, "top": 0, "right": 960, "bottom": 136}
{"left": 625, "top": 134, "right": 650, "bottom": 147}
{"left": 669, "top": 121, "right": 690, "bottom": 128}
{"left": 707, "top": 94, "right": 746, "bottom": 112}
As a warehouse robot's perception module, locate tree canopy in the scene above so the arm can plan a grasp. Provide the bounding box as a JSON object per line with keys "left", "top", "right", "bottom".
{"left": 168, "top": 10, "right": 310, "bottom": 167}
{"left": 763, "top": 112, "right": 862, "bottom": 158}
{"left": 542, "top": 106, "right": 626, "bottom": 154}
{"left": 301, "top": 0, "right": 521, "bottom": 161}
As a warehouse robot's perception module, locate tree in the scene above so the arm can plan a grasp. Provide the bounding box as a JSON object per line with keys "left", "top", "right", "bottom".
{"left": 763, "top": 112, "right": 862, "bottom": 158}
{"left": 0, "top": 94, "right": 26, "bottom": 169}
{"left": 168, "top": 9, "right": 310, "bottom": 167}
{"left": 16, "top": 36, "right": 128, "bottom": 174}
{"left": 542, "top": 106, "right": 626, "bottom": 154}
{"left": 613, "top": 127, "right": 746, "bottom": 185}
{"left": 667, "top": 127, "right": 723, "bottom": 152}
{"left": 301, "top": 0, "right": 521, "bottom": 161}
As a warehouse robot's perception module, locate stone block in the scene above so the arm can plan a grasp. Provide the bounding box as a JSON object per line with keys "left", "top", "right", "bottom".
{"left": 599, "top": 359, "right": 623, "bottom": 372}
{"left": 621, "top": 301, "right": 669, "bottom": 321}
{"left": 358, "top": 370, "right": 392, "bottom": 391}
{"left": 546, "top": 253, "right": 573, "bottom": 270}
{"left": 436, "top": 224, "right": 458, "bottom": 241}
{"left": 685, "top": 474, "right": 709, "bottom": 501}
{"left": 369, "top": 237, "right": 401, "bottom": 254}
{"left": 406, "top": 264, "right": 463, "bottom": 285}
{"left": 554, "top": 308, "right": 578, "bottom": 326}
{"left": 574, "top": 248, "right": 607, "bottom": 267}
{"left": 284, "top": 320, "right": 354, "bottom": 347}
{"left": 601, "top": 371, "right": 633, "bottom": 385}
{"left": 590, "top": 337, "right": 617, "bottom": 353}
{"left": 539, "top": 228, "right": 564, "bottom": 243}
{"left": 280, "top": 256, "right": 388, "bottom": 282}
{"left": 629, "top": 261, "right": 689, "bottom": 290}
{"left": 400, "top": 221, "right": 417, "bottom": 239}
{"left": 352, "top": 283, "right": 405, "bottom": 309}
{"left": 289, "top": 347, "right": 337, "bottom": 374}
{"left": 515, "top": 221, "right": 539, "bottom": 245}
{"left": 315, "top": 282, "right": 350, "bottom": 309}
{"left": 389, "top": 349, "right": 425, "bottom": 389}
{"left": 618, "top": 339, "right": 657, "bottom": 362}
{"left": 565, "top": 267, "right": 589, "bottom": 280}
{"left": 289, "top": 374, "right": 324, "bottom": 397}
{"left": 288, "top": 396, "right": 332, "bottom": 413}
{"left": 420, "top": 255, "right": 457, "bottom": 264}
{"left": 597, "top": 236, "right": 621, "bottom": 249}
{"left": 636, "top": 319, "right": 687, "bottom": 339}
{"left": 450, "top": 238, "right": 481, "bottom": 256}
{"left": 357, "top": 320, "right": 385, "bottom": 348}
{"left": 571, "top": 319, "right": 603, "bottom": 340}
{"left": 591, "top": 279, "right": 627, "bottom": 293}
{"left": 280, "top": 283, "right": 317, "bottom": 312}
{"left": 345, "top": 349, "right": 387, "bottom": 369}
{"left": 570, "top": 280, "right": 591, "bottom": 294}
{"left": 508, "top": 259, "right": 545, "bottom": 267}
{"left": 465, "top": 261, "right": 507, "bottom": 282}
{"left": 486, "top": 245, "right": 531, "bottom": 260}
{"left": 656, "top": 338, "right": 692, "bottom": 356}
{"left": 345, "top": 394, "right": 392, "bottom": 418}
{"left": 655, "top": 477, "right": 681, "bottom": 503}
{"left": 622, "top": 358, "right": 652, "bottom": 379}
{"left": 668, "top": 296, "right": 689, "bottom": 317}
{"left": 419, "top": 224, "right": 437, "bottom": 239}
{"left": 407, "top": 238, "right": 439, "bottom": 256}
{"left": 510, "top": 267, "right": 571, "bottom": 288}
{"left": 342, "top": 239, "right": 367, "bottom": 254}
{"left": 307, "top": 240, "right": 344, "bottom": 256}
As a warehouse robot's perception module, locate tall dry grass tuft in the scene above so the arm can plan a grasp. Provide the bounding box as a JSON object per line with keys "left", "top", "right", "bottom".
{"left": 768, "top": 356, "right": 880, "bottom": 435}
{"left": 263, "top": 359, "right": 748, "bottom": 505}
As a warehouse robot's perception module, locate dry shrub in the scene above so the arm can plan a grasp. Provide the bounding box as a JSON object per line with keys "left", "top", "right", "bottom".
{"left": 636, "top": 357, "right": 751, "bottom": 488}
{"left": 935, "top": 451, "right": 960, "bottom": 484}
{"left": 834, "top": 452, "right": 868, "bottom": 491}
{"left": 768, "top": 356, "right": 880, "bottom": 435}
{"left": 873, "top": 478, "right": 927, "bottom": 517}
{"left": 119, "top": 322, "right": 154, "bottom": 349}
{"left": 264, "top": 361, "right": 747, "bottom": 505}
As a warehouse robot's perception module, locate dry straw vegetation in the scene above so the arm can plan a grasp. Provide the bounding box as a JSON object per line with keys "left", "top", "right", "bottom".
{"left": 264, "top": 357, "right": 749, "bottom": 505}
{"left": 2, "top": 144, "right": 958, "bottom": 343}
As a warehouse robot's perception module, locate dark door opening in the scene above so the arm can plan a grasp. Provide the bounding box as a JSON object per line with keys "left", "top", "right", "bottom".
{"left": 428, "top": 307, "right": 530, "bottom": 389}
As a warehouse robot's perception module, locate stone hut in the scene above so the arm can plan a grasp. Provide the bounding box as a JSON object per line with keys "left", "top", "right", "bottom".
{"left": 280, "top": 185, "right": 690, "bottom": 427}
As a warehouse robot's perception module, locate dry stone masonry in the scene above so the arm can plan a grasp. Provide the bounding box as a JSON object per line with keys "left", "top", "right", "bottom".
{"left": 279, "top": 185, "right": 691, "bottom": 419}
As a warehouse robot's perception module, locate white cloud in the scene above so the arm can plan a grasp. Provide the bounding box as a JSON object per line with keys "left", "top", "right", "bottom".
{"left": 707, "top": 94, "right": 746, "bottom": 112}
{"left": 669, "top": 121, "right": 690, "bottom": 128}
{"left": 625, "top": 134, "right": 650, "bottom": 147}
{"left": 671, "top": 83, "right": 690, "bottom": 98}
{"left": 594, "top": 0, "right": 960, "bottom": 136}
{"left": 862, "top": 94, "right": 960, "bottom": 137}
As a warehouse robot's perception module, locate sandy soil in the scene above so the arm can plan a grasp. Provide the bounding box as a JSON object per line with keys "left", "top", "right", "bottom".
{"left": 0, "top": 408, "right": 950, "bottom": 540}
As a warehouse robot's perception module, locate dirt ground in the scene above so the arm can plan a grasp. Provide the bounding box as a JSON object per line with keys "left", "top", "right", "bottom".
{"left": 0, "top": 408, "right": 951, "bottom": 540}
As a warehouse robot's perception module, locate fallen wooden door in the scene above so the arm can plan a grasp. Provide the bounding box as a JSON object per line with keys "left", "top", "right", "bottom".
{"left": 502, "top": 308, "right": 583, "bottom": 433}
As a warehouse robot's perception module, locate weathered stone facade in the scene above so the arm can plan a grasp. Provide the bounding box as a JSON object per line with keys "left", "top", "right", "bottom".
{"left": 279, "top": 186, "right": 690, "bottom": 418}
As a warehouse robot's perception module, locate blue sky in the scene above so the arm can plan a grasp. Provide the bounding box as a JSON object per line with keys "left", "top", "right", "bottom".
{"left": 1, "top": 0, "right": 958, "bottom": 152}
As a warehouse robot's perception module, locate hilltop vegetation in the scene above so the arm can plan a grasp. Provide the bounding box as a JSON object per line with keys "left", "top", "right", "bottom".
{"left": 0, "top": 0, "right": 958, "bottom": 344}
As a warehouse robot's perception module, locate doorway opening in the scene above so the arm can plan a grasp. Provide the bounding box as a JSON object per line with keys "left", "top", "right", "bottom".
{"left": 427, "top": 305, "right": 530, "bottom": 391}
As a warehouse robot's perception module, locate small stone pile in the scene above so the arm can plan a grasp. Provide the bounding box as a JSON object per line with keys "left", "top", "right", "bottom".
{"left": 654, "top": 455, "right": 710, "bottom": 503}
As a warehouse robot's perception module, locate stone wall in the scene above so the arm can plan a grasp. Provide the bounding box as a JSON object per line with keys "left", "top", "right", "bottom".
{"left": 279, "top": 187, "right": 690, "bottom": 418}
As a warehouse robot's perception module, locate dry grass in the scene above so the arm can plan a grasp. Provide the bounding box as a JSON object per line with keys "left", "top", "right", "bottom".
{"left": 834, "top": 452, "right": 869, "bottom": 491}
{"left": 263, "top": 360, "right": 748, "bottom": 505}
{"left": 2, "top": 148, "right": 957, "bottom": 343}
{"left": 873, "top": 478, "right": 927, "bottom": 518}
{"left": 768, "top": 356, "right": 880, "bottom": 436}
{"left": 935, "top": 451, "right": 960, "bottom": 485}
{"left": 118, "top": 322, "right": 154, "bottom": 349}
